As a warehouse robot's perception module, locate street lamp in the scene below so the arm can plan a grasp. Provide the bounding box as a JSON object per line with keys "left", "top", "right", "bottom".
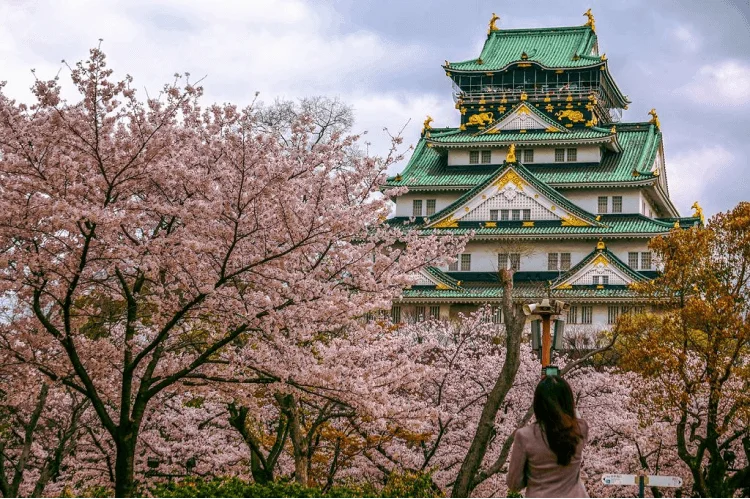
{"left": 523, "top": 298, "right": 569, "bottom": 375}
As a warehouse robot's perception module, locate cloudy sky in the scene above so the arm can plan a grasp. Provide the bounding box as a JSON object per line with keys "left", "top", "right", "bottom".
{"left": 1, "top": 0, "right": 749, "bottom": 216}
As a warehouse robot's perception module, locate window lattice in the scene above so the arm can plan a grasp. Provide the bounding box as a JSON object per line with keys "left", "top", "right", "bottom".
{"left": 462, "top": 190, "right": 558, "bottom": 221}
{"left": 568, "top": 306, "right": 578, "bottom": 324}
{"left": 470, "top": 151, "right": 479, "bottom": 164}
{"left": 641, "top": 252, "right": 652, "bottom": 270}
{"left": 430, "top": 306, "right": 440, "bottom": 319}
{"left": 574, "top": 269, "right": 626, "bottom": 286}
{"left": 523, "top": 149, "right": 534, "bottom": 163}
{"left": 612, "top": 196, "right": 622, "bottom": 213}
{"left": 426, "top": 199, "right": 436, "bottom": 216}
{"left": 555, "top": 149, "right": 565, "bottom": 162}
{"left": 481, "top": 150, "right": 492, "bottom": 164}
{"left": 581, "top": 306, "right": 593, "bottom": 324}
{"left": 413, "top": 199, "right": 423, "bottom": 217}
{"left": 628, "top": 252, "right": 639, "bottom": 269}
{"left": 598, "top": 196, "right": 608, "bottom": 214}
{"left": 567, "top": 148, "right": 577, "bottom": 162}
{"left": 460, "top": 254, "right": 471, "bottom": 271}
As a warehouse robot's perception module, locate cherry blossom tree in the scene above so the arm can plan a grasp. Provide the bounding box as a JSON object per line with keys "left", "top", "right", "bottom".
{"left": 0, "top": 48, "right": 463, "bottom": 496}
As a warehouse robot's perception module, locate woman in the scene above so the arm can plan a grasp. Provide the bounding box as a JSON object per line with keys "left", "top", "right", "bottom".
{"left": 507, "top": 376, "right": 588, "bottom": 497}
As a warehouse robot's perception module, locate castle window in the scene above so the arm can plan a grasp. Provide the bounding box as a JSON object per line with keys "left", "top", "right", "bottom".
{"left": 566, "top": 148, "right": 577, "bottom": 162}
{"left": 391, "top": 305, "right": 401, "bottom": 324}
{"left": 629, "top": 252, "right": 639, "bottom": 269}
{"left": 548, "top": 253, "right": 559, "bottom": 270}
{"left": 413, "top": 199, "right": 423, "bottom": 217}
{"left": 509, "top": 253, "right": 521, "bottom": 271}
{"left": 501, "top": 209, "right": 509, "bottom": 221}
{"left": 522, "top": 209, "right": 531, "bottom": 220}
{"left": 512, "top": 209, "right": 521, "bottom": 221}
{"left": 549, "top": 252, "right": 571, "bottom": 270}
{"left": 560, "top": 253, "right": 571, "bottom": 270}
{"left": 567, "top": 306, "right": 578, "bottom": 324}
{"left": 641, "top": 252, "right": 652, "bottom": 270}
{"left": 470, "top": 151, "right": 479, "bottom": 164}
{"left": 523, "top": 149, "right": 534, "bottom": 163}
{"left": 490, "top": 209, "right": 499, "bottom": 221}
{"left": 593, "top": 275, "right": 609, "bottom": 285}
{"left": 498, "top": 253, "right": 520, "bottom": 271}
{"left": 607, "top": 305, "right": 620, "bottom": 324}
{"left": 491, "top": 306, "right": 502, "bottom": 324}
{"left": 481, "top": 150, "right": 492, "bottom": 164}
{"left": 426, "top": 199, "right": 436, "bottom": 216}
{"left": 448, "top": 256, "right": 459, "bottom": 271}
{"left": 430, "top": 306, "right": 440, "bottom": 319}
{"left": 555, "top": 149, "right": 565, "bottom": 162}
{"left": 415, "top": 306, "right": 426, "bottom": 322}
{"left": 598, "top": 196, "right": 608, "bottom": 214}
{"left": 460, "top": 254, "right": 472, "bottom": 271}
{"left": 581, "top": 306, "right": 593, "bottom": 324}
{"left": 612, "top": 196, "right": 623, "bottom": 213}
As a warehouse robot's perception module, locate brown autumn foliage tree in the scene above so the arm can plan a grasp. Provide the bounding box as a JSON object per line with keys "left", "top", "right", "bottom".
{"left": 615, "top": 201, "right": 750, "bottom": 497}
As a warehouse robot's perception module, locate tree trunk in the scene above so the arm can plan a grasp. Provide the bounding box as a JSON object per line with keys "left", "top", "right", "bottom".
{"left": 451, "top": 269, "right": 524, "bottom": 497}
{"left": 114, "top": 430, "right": 138, "bottom": 498}
{"left": 275, "top": 393, "right": 309, "bottom": 486}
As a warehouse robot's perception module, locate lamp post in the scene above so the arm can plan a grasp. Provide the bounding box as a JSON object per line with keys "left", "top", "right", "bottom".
{"left": 523, "top": 298, "right": 569, "bottom": 375}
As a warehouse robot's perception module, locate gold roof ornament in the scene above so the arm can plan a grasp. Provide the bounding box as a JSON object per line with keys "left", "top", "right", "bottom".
{"left": 583, "top": 8, "right": 595, "bottom": 32}
{"left": 673, "top": 220, "right": 680, "bottom": 228}
{"left": 596, "top": 239, "right": 606, "bottom": 250}
{"left": 506, "top": 143, "right": 517, "bottom": 163}
{"left": 444, "top": 60, "right": 450, "bottom": 68}
{"left": 422, "top": 115, "right": 433, "bottom": 134}
{"left": 691, "top": 201, "right": 705, "bottom": 224}
{"left": 610, "top": 125, "right": 617, "bottom": 134}
{"left": 394, "top": 173, "right": 402, "bottom": 182}
{"left": 488, "top": 13, "right": 500, "bottom": 34}
{"left": 648, "top": 108, "right": 661, "bottom": 129}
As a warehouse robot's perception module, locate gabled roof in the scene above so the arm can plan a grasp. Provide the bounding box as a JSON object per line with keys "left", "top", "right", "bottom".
{"left": 418, "top": 267, "right": 463, "bottom": 291}
{"left": 480, "top": 102, "right": 567, "bottom": 133}
{"left": 425, "top": 161, "right": 602, "bottom": 229}
{"left": 551, "top": 243, "right": 649, "bottom": 289}
{"left": 383, "top": 122, "right": 659, "bottom": 190}
{"left": 446, "top": 25, "right": 600, "bottom": 72}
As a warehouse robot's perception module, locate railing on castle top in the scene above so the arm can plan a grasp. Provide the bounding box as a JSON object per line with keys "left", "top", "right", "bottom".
{"left": 453, "top": 88, "right": 622, "bottom": 123}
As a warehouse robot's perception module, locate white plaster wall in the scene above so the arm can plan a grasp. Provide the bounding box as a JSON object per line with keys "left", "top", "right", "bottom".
{"left": 447, "top": 145, "right": 601, "bottom": 166}
{"left": 448, "top": 240, "right": 652, "bottom": 273}
{"left": 394, "top": 193, "right": 460, "bottom": 217}
{"left": 559, "top": 188, "right": 641, "bottom": 214}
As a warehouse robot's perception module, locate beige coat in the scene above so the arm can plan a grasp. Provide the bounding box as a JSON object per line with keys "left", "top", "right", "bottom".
{"left": 506, "top": 420, "right": 589, "bottom": 498}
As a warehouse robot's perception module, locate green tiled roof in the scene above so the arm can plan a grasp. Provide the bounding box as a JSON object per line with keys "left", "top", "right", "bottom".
{"left": 388, "top": 214, "right": 677, "bottom": 238}
{"left": 447, "top": 26, "right": 600, "bottom": 72}
{"left": 383, "top": 122, "right": 659, "bottom": 190}
{"left": 428, "top": 127, "right": 614, "bottom": 145}
{"left": 423, "top": 266, "right": 462, "bottom": 290}
{"left": 402, "top": 283, "right": 643, "bottom": 301}
{"left": 528, "top": 123, "right": 659, "bottom": 185}
{"left": 552, "top": 246, "right": 648, "bottom": 288}
{"left": 426, "top": 161, "right": 602, "bottom": 228}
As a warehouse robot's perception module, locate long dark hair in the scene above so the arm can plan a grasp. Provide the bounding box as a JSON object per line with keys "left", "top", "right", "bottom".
{"left": 533, "top": 375, "right": 583, "bottom": 466}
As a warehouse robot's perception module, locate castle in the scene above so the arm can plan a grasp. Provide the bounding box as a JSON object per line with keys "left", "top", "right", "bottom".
{"left": 385, "top": 12, "right": 700, "bottom": 337}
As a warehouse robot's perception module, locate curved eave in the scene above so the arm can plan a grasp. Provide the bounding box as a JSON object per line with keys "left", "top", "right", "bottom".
{"left": 547, "top": 177, "right": 658, "bottom": 189}
{"left": 443, "top": 59, "right": 604, "bottom": 74}
{"left": 427, "top": 134, "right": 616, "bottom": 148}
